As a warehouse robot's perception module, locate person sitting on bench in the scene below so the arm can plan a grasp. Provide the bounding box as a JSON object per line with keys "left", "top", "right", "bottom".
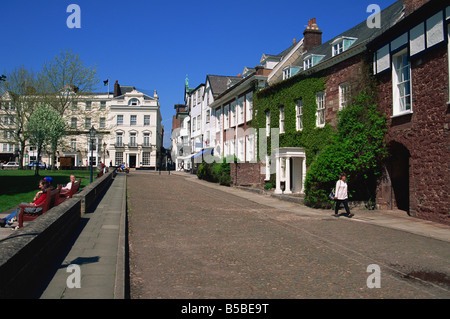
{"left": 0, "top": 179, "right": 50, "bottom": 228}
{"left": 60, "top": 174, "right": 76, "bottom": 195}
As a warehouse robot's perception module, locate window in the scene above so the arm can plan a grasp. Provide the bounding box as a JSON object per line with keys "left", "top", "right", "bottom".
{"left": 224, "top": 105, "right": 229, "bottom": 129}
{"left": 392, "top": 50, "right": 412, "bottom": 116}
{"left": 283, "top": 67, "right": 291, "bottom": 80}
{"left": 206, "top": 110, "right": 210, "bottom": 124}
{"left": 304, "top": 57, "right": 313, "bottom": 70}
{"left": 142, "top": 152, "right": 151, "bottom": 166}
{"left": 197, "top": 116, "right": 201, "bottom": 131}
{"left": 238, "top": 137, "right": 244, "bottom": 162}
{"left": 85, "top": 118, "right": 91, "bottom": 129}
{"left": 70, "top": 139, "right": 77, "bottom": 151}
{"left": 265, "top": 111, "right": 271, "bottom": 136}
{"left": 238, "top": 97, "right": 245, "bottom": 124}
{"left": 192, "top": 117, "right": 196, "bottom": 132}
{"left": 144, "top": 115, "right": 150, "bottom": 126}
{"left": 279, "top": 106, "right": 285, "bottom": 134}
{"left": 99, "top": 117, "right": 106, "bottom": 128}
{"left": 89, "top": 156, "right": 97, "bottom": 166}
{"left": 116, "top": 132, "right": 123, "bottom": 147}
{"left": 115, "top": 152, "right": 123, "bottom": 166}
{"left": 231, "top": 101, "right": 236, "bottom": 127}
{"left": 129, "top": 132, "right": 137, "bottom": 147}
{"left": 332, "top": 41, "right": 344, "bottom": 56}
{"left": 339, "top": 83, "right": 351, "bottom": 110}
{"left": 246, "top": 134, "right": 255, "bottom": 162}
{"left": 117, "top": 115, "right": 124, "bottom": 126}
{"left": 332, "top": 37, "right": 357, "bottom": 57}
{"left": 85, "top": 101, "right": 91, "bottom": 111}
{"left": 216, "top": 108, "right": 221, "bottom": 132}
{"left": 130, "top": 115, "right": 137, "bottom": 126}
{"left": 246, "top": 92, "right": 253, "bottom": 122}
{"left": 129, "top": 98, "right": 140, "bottom": 106}
{"left": 100, "top": 101, "right": 106, "bottom": 110}
{"left": 296, "top": 99, "right": 303, "bottom": 131}
{"left": 143, "top": 133, "right": 151, "bottom": 147}
{"left": 71, "top": 117, "right": 77, "bottom": 129}
{"left": 71, "top": 101, "right": 77, "bottom": 110}
{"left": 316, "top": 91, "right": 325, "bottom": 127}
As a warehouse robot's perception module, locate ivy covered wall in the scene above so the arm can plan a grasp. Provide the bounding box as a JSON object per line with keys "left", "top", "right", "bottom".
{"left": 253, "top": 73, "right": 334, "bottom": 167}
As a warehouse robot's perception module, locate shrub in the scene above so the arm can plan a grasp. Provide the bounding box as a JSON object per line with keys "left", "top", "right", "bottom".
{"left": 196, "top": 158, "right": 231, "bottom": 186}
{"left": 304, "top": 90, "right": 388, "bottom": 208}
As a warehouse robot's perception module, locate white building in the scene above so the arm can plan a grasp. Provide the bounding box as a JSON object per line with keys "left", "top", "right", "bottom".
{"left": 108, "top": 83, "right": 163, "bottom": 169}
{"left": 0, "top": 80, "right": 163, "bottom": 170}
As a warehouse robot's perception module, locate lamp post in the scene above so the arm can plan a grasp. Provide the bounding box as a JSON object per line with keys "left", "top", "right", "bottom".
{"left": 89, "top": 126, "right": 96, "bottom": 183}
{"left": 103, "top": 141, "right": 107, "bottom": 167}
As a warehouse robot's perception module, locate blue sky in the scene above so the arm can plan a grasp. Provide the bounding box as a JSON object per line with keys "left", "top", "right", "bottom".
{"left": 0, "top": 0, "right": 398, "bottom": 147}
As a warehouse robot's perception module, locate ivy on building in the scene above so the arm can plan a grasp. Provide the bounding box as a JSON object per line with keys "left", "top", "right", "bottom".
{"left": 253, "top": 73, "right": 333, "bottom": 167}
{"left": 252, "top": 63, "right": 388, "bottom": 208}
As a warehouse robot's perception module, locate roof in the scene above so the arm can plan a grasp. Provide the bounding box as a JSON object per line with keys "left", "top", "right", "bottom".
{"left": 206, "top": 75, "right": 242, "bottom": 97}
{"left": 303, "top": 0, "right": 404, "bottom": 70}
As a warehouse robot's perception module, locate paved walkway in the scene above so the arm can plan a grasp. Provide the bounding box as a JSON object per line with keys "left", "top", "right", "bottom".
{"left": 172, "top": 171, "right": 450, "bottom": 243}
{"left": 129, "top": 171, "right": 449, "bottom": 299}
{"left": 39, "top": 173, "right": 127, "bottom": 299}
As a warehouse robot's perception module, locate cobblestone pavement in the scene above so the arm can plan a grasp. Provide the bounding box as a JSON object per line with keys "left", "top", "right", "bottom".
{"left": 127, "top": 171, "right": 450, "bottom": 299}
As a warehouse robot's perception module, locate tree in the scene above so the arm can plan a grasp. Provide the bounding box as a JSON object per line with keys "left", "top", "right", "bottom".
{"left": 0, "top": 67, "right": 43, "bottom": 169}
{"left": 39, "top": 49, "right": 100, "bottom": 170}
{"left": 26, "top": 104, "right": 66, "bottom": 176}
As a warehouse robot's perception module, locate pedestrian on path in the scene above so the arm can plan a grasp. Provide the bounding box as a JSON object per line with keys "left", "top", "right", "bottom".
{"left": 333, "top": 173, "right": 354, "bottom": 218}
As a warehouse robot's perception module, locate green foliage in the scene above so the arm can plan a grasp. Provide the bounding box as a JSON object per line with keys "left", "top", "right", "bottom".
{"left": 197, "top": 158, "right": 232, "bottom": 186}
{"left": 253, "top": 75, "right": 333, "bottom": 166}
{"left": 304, "top": 89, "right": 388, "bottom": 207}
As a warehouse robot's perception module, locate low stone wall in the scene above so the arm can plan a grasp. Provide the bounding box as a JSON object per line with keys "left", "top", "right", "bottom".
{"left": 74, "top": 170, "right": 116, "bottom": 213}
{"left": 0, "top": 198, "right": 81, "bottom": 298}
{"left": 0, "top": 169, "right": 117, "bottom": 298}
{"left": 230, "top": 162, "right": 265, "bottom": 188}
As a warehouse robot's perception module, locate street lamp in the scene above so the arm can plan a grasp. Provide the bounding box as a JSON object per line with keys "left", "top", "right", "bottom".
{"left": 103, "top": 141, "right": 107, "bottom": 167}
{"left": 89, "top": 126, "right": 97, "bottom": 183}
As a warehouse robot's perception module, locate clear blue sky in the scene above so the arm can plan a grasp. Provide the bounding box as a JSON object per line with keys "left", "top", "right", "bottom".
{"left": 0, "top": 0, "right": 398, "bottom": 147}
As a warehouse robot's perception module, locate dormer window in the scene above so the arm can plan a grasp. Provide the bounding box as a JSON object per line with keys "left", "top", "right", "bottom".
{"left": 283, "top": 66, "right": 302, "bottom": 80}
{"left": 331, "top": 37, "right": 357, "bottom": 57}
{"left": 303, "top": 54, "right": 325, "bottom": 70}
{"left": 129, "top": 98, "right": 140, "bottom": 106}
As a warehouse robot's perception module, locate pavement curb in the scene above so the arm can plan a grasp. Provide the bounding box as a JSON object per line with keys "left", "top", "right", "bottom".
{"left": 114, "top": 173, "right": 127, "bottom": 299}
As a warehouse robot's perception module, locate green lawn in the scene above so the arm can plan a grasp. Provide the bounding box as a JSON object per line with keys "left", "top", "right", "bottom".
{"left": 0, "top": 170, "right": 94, "bottom": 212}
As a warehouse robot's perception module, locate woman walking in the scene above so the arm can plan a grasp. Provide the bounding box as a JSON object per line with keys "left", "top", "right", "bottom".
{"left": 333, "top": 173, "right": 354, "bottom": 218}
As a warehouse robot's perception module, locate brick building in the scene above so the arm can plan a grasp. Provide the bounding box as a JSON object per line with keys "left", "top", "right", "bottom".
{"left": 369, "top": 0, "right": 450, "bottom": 224}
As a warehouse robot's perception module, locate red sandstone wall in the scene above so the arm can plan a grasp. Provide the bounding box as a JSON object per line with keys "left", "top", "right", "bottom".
{"left": 376, "top": 45, "right": 450, "bottom": 225}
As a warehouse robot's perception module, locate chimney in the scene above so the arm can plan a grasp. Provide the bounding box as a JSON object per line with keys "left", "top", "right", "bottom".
{"left": 114, "top": 80, "right": 121, "bottom": 97}
{"left": 293, "top": 38, "right": 297, "bottom": 45}
{"left": 303, "top": 18, "right": 322, "bottom": 52}
{"left": 403, "top": 0, "right": 430, "bottom": 16}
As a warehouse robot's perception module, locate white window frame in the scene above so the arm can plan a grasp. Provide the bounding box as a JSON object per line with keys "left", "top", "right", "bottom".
{"left": 332, "top": 41, "right": 344, "bottom": 56}
{"left": 339, "top": 82, "right": 351, "bottom": 110}
{"left": 99, "top": 117, "right": 106, "bottom": 128}
{"left": 144, "top": 115, "right": 150, "bottom": 126}
{"left": 238, "top": 97, "right": 245, "bottom": 125}
{"left": 142, "top": 152, "right": 151, "bottom": 166}
{"left": 279, "top": 106, "right": 285, "bottom": 134}
{"left": 392, "top": 49, "right": 412, "bottom": 117}
{"left": 224, "top": 105, "right": 229, "bottom": 130}
{"left": 316, "top": 91, "right": 326, "bottom": 128}
{"left": 117, "top": 115, "right": 124, "bottom": 126}
{"left": 231, "top": 101, "right": 236, "bottom": 127}
{"left": 296, "top": 99, "right": 303, "bottom": 131}
{"left": 245, "top": 92, "right": 253, "bottom": 122}
{"left": 304, "top": 57, "right": 313, "bottom": 70}
{"left": 130, "top": 115, "right": 137, "bottom": 126}
{"left": 283, "top": 67, "right": 291, "bottom": 80}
